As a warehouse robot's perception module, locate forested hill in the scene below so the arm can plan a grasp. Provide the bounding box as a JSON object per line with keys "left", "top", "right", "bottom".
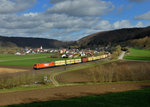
{"left": 77, "top": 26, "right": 150, "bottom": 48}
{"left": 0, "top": 36, "right": 72, "bottom": 48}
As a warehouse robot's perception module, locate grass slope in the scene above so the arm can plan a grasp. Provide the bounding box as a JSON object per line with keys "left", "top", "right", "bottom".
{"left": 7, "top": 88, "right": 150, "bottom": 107}
{"left": 0, "top": 53, "right": 66, "bottom": 66}
{"left": 124, "top": 48, "right": 150, "bottom": 60}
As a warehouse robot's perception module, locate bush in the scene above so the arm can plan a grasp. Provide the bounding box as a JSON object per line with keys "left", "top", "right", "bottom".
{"left": 88, "top": 62, "right": 150, "bottom": 83}
{"left": 111, "top": 45, "right": 122, "bottom": 59}
{"left": 0, "top": 71, "right": 52, "bottom": 89}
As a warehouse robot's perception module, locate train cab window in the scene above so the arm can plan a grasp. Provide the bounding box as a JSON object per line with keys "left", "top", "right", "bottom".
{"left": 34, "top": 64, "right": 36, "bottom": 66}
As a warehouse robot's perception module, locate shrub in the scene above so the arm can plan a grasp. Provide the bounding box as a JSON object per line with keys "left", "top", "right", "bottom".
{"left": 0, "top": 71, "right": 52, "bottom": 89}
{"left": 87, "top": 61, "right": 150, "bottom": 83}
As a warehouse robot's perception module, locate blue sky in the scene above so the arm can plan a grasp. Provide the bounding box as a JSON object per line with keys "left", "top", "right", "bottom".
{"left": 0, "top": 0, "right": 150, "bottom": 41}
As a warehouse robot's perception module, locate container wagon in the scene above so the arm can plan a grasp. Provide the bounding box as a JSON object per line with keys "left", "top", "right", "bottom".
{"left": 81, "top": 57, "right": 88, "bottom": 62}
{"left": 33, "top": 54, "right": 110, "bottom": 70}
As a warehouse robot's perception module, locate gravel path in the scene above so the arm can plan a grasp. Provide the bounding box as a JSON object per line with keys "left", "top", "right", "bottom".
{"left": 118, "top": 51, "right": 125, "bottom": 60}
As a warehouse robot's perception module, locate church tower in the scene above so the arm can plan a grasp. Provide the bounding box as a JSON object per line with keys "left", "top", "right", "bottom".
{"left": 40, "top": 46, "right": 43, "bottom": 49}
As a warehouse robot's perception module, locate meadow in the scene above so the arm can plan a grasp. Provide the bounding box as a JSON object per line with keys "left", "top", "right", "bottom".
{"left": 6, "top": 88, "right": 150, "bottom": 107}
{"left": 124, "top": 48, "right": 150, "bottom": 60}
{"left": 0, "top": 53, "right": 65, "bottom": 67}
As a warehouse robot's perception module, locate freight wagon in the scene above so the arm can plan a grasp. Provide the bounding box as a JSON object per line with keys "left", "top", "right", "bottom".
{"left": 81, "top": 57, "right": 88, "bottom": 62}
{"left": 33, "top": 54, "right": 109, "bottom": 70}
{"left": 66, "top": 59, "right": 75, "bottom": 65}
{"left": 55, "top": 60, "right": 66, "bottom": 66}
{"left": 74, "top": 59, "right": 81, "bottom": 63}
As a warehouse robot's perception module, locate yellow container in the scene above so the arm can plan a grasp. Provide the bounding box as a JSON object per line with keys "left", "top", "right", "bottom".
{"left": 66, "top": 59, "right": 75, "bottom": 64}
{"left": 97, "top": 56, "right": 101, "bottom": 59}
{"left": 55, "top": 60, "right": 66, "bottom": 66}
{"left": 75, "top": 59, "right": 81, "bottom": 63}
{"left": 88, "top": 57, "right": 93, "bottom": 61}
{"left": 93, "top": 57, "right": 97, "bottom": 60}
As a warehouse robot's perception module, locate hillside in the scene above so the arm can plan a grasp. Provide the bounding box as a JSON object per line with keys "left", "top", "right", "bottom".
{"left": 0, "top": 36, "right": 72, "bottom": 48}
{"left": 77, "top": 26, "right": 150, "bottom": 48}
{"left": 1, "top": 26, "right": 150, "bottom": 49}
{"left": 127, "top": 36, "right": 150, "bottom": 49}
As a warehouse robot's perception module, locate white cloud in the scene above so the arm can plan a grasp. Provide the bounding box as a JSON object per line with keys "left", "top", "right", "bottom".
{"left": 136, "top": 21, "right": 144, "bottom": 27}
{"left": 0, "top": 0, "right": 147, "bottom": 41}
{"left": 0, "top": 12, "right": 145, "bottom": 41}
{"left": 23, "top": 12, "right": 39, "bottom": 17}
{"left": 0, "top": 0, "right": 36, "bottom": 14}
{"left": 47, "top": 0, "right": 114, "bottom": 16}
{"left": 113, "top": 20, "right": 132, "bottom": 29}
{"left": 134, "top": 11, "right": 150, "bottom": 20}
{"left": 94, "top": 20, "right": 112, "bottom": 30}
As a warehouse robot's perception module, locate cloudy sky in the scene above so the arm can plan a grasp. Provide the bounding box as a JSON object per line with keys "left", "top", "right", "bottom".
{"left": 0, "top": 0, "right": 150, "bottom": 41}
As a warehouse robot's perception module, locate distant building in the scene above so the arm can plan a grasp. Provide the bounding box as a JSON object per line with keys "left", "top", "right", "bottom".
{"left": 40, "top": 46, "right": 43, "bottom": 49}
{"left": 60, "top": 49, "right": 66, "bottom": 54}
{"left": 61, "top": 54, "right": 68, "bottom": 58}
{"left": 15, "top": 52, "right": 21, "bottom": 55}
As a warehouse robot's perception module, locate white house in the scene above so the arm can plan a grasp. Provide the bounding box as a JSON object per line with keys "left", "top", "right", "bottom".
{"left": 15, "top": 52, "right": 21, "bottom": 55}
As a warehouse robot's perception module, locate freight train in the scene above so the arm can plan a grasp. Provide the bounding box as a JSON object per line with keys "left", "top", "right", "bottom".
{"left": 33, "top": 54, "right": 110, "bottom": 70}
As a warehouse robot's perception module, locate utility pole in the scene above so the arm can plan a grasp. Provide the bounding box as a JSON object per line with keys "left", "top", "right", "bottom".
{"left": 65, "top": 52, "right": 67, "bottom": 70}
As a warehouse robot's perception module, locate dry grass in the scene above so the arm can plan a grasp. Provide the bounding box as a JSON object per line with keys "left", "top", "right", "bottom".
{"left": 92, "top": 62, "right": 150, "bottom": 82}
{"left": 56, "top": 61, "right": 150, "bottom": 83}
{"left": 0, "top": 70, "right": 52, "bottom": 89}
{"left": 0, "top": 68, "right": 27, "bottom": 74}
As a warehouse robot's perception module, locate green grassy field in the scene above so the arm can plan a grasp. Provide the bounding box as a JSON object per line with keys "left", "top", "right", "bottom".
{"left": 124, "top": 48, "right": 150, "bottom": 60}
{"left": 6, "top": 88, "right": 150, "bottom": 107}
{"left": 0, "top": 53, "right": 65, "bottom": 67}
{"left": 0, "top": 53, "right": 49, "bottom": 60}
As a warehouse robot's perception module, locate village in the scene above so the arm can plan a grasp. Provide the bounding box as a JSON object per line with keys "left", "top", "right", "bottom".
{"left": 15, "top": 46, "right": 110, "bottom": 58}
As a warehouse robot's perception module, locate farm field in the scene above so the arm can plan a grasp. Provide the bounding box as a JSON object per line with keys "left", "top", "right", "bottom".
{"left": 0, "top": 68, "right": 27, "bottom": 74}
{"left": 1, "top": 49, "right": 150, "bottom": 106}
{"left": 56, "top": 61, "right": 150, "bottom": 84}
{"left": 124, "top": 48, "right": 150, "bottom": 60}
{"left": 0, "top": 53, "right": 66, "bottom": 67}
{"left": 0, "top": 53, "right": 50, "bottom": 60}
{"left": 0, "top": 59, "right": 110, "bottom": 89}
{"left": 7, "top": 88, "right": 150, "bottom": 107}
{"left": 0, "top": 83, "right": 150, "bottom": 106}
